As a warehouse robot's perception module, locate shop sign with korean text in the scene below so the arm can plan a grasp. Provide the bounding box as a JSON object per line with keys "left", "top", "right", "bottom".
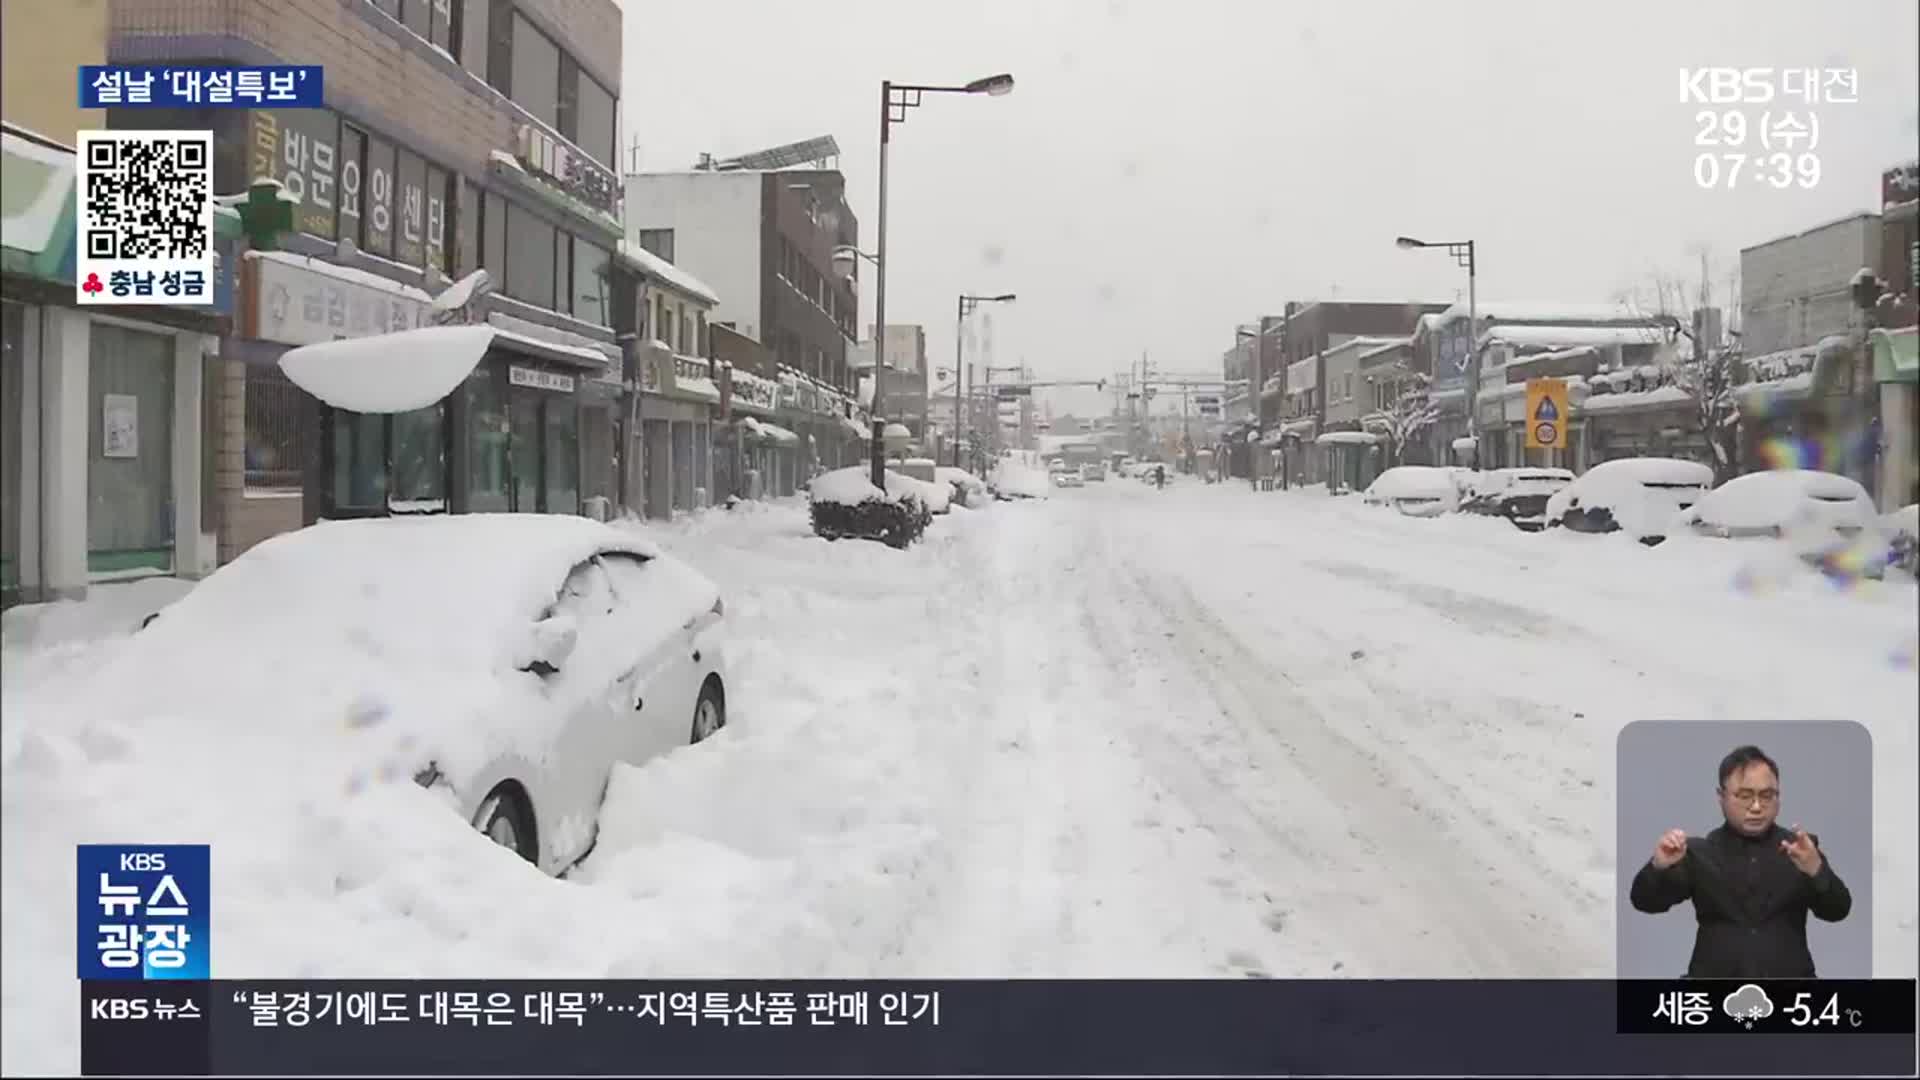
{"left": 510, "top": 366, "right": 576, "bottom": 394}
{"left": 246, "top": 254, "right": 430, "bottom": 346}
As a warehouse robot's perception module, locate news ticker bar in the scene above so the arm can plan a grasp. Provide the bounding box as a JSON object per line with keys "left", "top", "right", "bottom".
{"left": 83, "top": 979, "right": 1916, "bottom": 1077}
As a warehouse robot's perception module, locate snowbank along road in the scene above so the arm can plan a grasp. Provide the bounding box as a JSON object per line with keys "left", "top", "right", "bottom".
{"left": 3, "top": 483, "right": 1914, "bottom": 1072}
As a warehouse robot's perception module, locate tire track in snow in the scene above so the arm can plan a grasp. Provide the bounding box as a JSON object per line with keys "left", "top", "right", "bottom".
{"left": 1078, "top": 514, "right": 1587, "bottom": 977}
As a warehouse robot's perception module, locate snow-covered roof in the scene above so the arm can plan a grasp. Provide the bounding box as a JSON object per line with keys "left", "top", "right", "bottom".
{"left": 1734, "top": 371, "right": 1814, "bottom": 410}
{"left": 1578, "top": 384, "right": 1691, "bottom": 414}
{"left": 1437, "top": 300, "right": 1651, "bottom": 326}
{"left": 1505, "top": 345, "right": 1603, "bottom": 373}
{"left": 1322, "top": 335, "right": 1406, "bottom": 357}
{"left": 1739, "top": 209, "right": 1881, "bottom": 255}
{"left": 1315, "top": 430, "right": 1381, "bottom": 446}
{"left": 1480, "top": 324, "right": 1667, "bottom": 351}
{"left": 1357, "top": 338, "right": 1412, "bottom": 364}
{"left": 616, "top": 240, "right": 719, "bottom": 305}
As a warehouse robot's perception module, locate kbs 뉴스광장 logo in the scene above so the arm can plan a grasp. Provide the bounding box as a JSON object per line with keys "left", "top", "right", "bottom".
{"left": 76, "top": 845, "right": 210, "bottom": 981}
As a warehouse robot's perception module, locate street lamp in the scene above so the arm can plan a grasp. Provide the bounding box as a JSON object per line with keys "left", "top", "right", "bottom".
{"left": 855, "top": 73, "right": 1016, "bottom": 489}
{"left": 955, "top": 293, "right": 1016, "bottom": 467}
{"left": 1395, "top": 234, "right": 1478, "bottom": 451}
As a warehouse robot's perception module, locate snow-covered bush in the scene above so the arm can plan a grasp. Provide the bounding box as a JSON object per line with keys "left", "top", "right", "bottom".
{"left": 807, "top": 467, "right": 930, "bottom": 548}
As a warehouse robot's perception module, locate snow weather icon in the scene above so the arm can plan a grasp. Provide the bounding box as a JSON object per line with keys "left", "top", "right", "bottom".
{"left": 1722, "top": 984, "right": 1775, "bottom": 1029}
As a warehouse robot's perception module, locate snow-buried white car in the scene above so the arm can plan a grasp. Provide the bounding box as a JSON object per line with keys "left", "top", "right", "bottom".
{"left": 131, "top": 514, "right": 729, "bottom": 875}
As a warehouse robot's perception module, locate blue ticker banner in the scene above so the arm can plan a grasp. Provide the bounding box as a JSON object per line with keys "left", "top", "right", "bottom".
{"left": 76, "top": 845, "right": 210, "bottom": 981}
{"left": 80, "top": 66, "right": 324, "bottom": 109}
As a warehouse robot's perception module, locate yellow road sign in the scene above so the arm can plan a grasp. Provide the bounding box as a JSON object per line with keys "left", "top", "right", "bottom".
{"left": 1525, "top": 378, "right": 1569, "bottom": 450}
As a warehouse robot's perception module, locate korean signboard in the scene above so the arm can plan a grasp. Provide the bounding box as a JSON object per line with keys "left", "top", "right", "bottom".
{"left": 731, "top": 371, "right": 778, "bottom": 415}
{"left": 509, "top": 366, "right": 577, "bottom": 393}
{"left": 245, "top": 108, "right": 448, "bottom": 272}
{"left": 514, "top": 123, "right": 619, "bottom": 218}
{"left": 245, "top": 253, "right": 431, "bottom": 346}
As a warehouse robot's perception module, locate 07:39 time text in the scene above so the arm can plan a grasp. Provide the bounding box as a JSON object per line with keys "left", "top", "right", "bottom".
{"left": 1693, "top": 152, "right": 1820, "bottom": 190}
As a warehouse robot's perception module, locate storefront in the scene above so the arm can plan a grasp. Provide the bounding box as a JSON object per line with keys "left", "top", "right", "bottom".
{"left": 3, "top": 125, "right": 228, "bottom": 605}
{"left": 1316, "top": 428, "right": 1383, "bottom": 493}
{"left": 276, "top": 323, "right": 615, "bottom": 522}
{"left": 634, "top": 340, "right": 718, "bottom": 517}
{"left": 1871, "top": 325, "right": 1918, "bottom": 509}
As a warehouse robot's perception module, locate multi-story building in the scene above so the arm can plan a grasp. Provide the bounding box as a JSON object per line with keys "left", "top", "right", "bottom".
{"left": 106, "top": 0, "right": 630, "bottom": 556}
{"left": 623, "top": 161, "right": 859, "bottom": 392}
{"left": 1741, "top": 211, "right": 1883, "bottom": 358}
{"left": 1873, "top": 161, "right": 1917, "bottom": 509}
{"left": 3, "top": 3, "right": 228, "bottom": 606}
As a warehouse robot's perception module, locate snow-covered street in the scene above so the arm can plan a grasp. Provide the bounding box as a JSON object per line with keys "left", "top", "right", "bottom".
{"left": 4, "top": 484, "right": 1916, "bottom": 1073}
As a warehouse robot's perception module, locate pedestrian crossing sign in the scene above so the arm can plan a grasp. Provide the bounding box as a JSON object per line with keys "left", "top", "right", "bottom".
{"left": 1525, "top": 378, "right": 1569, "bottom": 450}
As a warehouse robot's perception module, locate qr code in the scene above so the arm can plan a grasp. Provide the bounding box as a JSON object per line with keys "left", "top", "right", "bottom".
{"left": 80, "top": 132, "right": 212, "bottom": 260}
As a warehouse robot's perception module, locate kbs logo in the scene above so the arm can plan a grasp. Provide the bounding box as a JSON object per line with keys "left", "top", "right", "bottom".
{"left": 75, "top": 845, "right": 210, "bottom": 981}
{"left": 1679, "top": 67, "right": 1860, "bottom": 106}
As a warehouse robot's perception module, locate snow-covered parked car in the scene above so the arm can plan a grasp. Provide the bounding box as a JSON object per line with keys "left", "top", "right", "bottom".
{"left": 97, "top": 515, "right": 729, "bottom": 876}
{"left": 1460, "top": 468, "right": 1575, "bottom": 531}
{"left": 1544, "top": 458, "right": 1713, "bottom": 545}
{"left": 935, "top": 466, "right": 991, "bottom": 508}
{"left": 1054, "top": 470, "right": 1084, "bottom": 488}
{"left": 808, "top": 466, "right": 933, "bottom": 546}
{"left": 1361, "top": 466, "right": 1461, "bottom": 517}
{"left": 1676, "top": 469, "right": 1891, "bottom": 572}
{"left": 990, "top": 460, "right": 1052, "bottom": 500}
{"left": 891, "top": 458, "right": 952, "bottom": 514}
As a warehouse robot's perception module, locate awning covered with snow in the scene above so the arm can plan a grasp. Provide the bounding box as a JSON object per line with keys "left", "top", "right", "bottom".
{"left": 280, "top": 325, "right": 502, "bottom": 413}
{"left": 841, "top": 415, "right": 872, "bottom": 441}
{"left": 1872, "top": 326, "right": 1918, "bottom": 384}
{"left": 742, "top": 417, "right": 800, "bottom": 446}
{"left": 1315, "top": 430, "right": 1382, "bottom": 446}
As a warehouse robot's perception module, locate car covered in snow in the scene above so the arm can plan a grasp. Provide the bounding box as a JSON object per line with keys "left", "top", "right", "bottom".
{"left": 891, "top": 459, "right": 952, "bottom": 514}
{"left": 101, "top": 515, "right": 729, "bottom": 876}
{"left": 1459, "top": 468, "right": 1575, "bottom": 531}
{"left": 1886, "top": 504, "right": 1920, "bottom": 575}
{"left": 1054, "top": 469, "right": 1085, "bottom": 488}
{"left": 990, "top": 460, "right": 1052, "bottom": 500}
{"left": 1081, "top": 462, "right": 1107, "bottom": 482}
{"left": 1675, "top": 469, "right": 1890, "bottom": 570}
{"left": 1544, "top": 457, "right": 1713, "bottom": 544}
{"left": 935, "top": 466, "right": 991, "bottom": 508}
{"left": 1361, "top": 466, "right": 1461, "bottom": 517}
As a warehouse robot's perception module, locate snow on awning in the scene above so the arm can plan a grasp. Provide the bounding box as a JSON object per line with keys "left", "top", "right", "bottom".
{"left": 280, "top": 325, "right": 499, "bottom": 414}
{"left": 1280, "top": 418, "right": 1318, "bottom": 438}
{"left": 1451, "top": 436, "right": 1479, "bottom": 451}
{"left": 1734, "top": 371, "right": 1814, "bottom": 413}
{"left": 1578, "top": 385, "right": 1690, "bottom": 414}
{"left": 841, "top": 415, "right": 872, "bottom": 441}
{"left": 1479, "top": 324, "right": 1667, "bottom": 351}
{"left": 745, "top": 418, "right": 800, "bottom": 446}
{"left": 674, "top": 376, "right": 721, "bottom": 404}
{"left": 1315, "top": 430, "right": 1382, "bottom": 446}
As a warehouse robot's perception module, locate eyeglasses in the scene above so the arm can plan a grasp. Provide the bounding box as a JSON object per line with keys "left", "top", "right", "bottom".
{"left": 1722, "top": 788, "right": 1779, "bottom": 806}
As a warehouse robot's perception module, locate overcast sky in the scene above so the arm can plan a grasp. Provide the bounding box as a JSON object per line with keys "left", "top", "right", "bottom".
{"left": 620, "top": 0, "right": 1919, "bottom": 418}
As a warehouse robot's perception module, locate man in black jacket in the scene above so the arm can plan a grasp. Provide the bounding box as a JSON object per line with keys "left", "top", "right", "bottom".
{"left": 1630, "top": 745, "right": 1853, "bottom": 978}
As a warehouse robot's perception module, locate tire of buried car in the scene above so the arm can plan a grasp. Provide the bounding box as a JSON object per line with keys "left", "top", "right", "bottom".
{"left": 690, "top": 679, "right": 727, "bottom": 744}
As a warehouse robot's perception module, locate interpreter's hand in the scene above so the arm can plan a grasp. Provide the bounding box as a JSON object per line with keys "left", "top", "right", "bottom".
{"left": 1651, "top": 828, "right": 1688, "bottom": 869}
{"left": 1781, "top": 824, "right": 1824, "bottom": 876}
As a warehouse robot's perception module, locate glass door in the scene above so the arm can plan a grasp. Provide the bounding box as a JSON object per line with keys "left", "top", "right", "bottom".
{"left": 87, "top": 323, "right": 174, "bottom": 576}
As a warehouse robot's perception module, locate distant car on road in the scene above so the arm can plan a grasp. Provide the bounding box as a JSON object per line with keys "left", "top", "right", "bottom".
{"left": 1362, "top": 466, "right": 1461, "bottom": 517}
{"left": 127, "top": 515, "right": 728, "bottom": 877}
{"left": 1081, "top": 462, "right": 1107, "bottom": 482}
{"left": 1461, "top": 468, "right": 1575, "bottom": 531}
{"left": 1055, "top": 470, "right": 1085, "bottom": 488}
{"left": 1544, "top": 458, "right": 1713, "bottom": 545}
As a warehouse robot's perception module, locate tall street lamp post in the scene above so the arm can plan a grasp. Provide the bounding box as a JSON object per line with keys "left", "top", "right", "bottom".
{"left": 955, "top": 292, "right": 1016, "bottom": 467}
{"left": 1396, "top": 235, "right": 1478, "bottom": 449}
{"left": 836, "top": 73, "right": 1015, "bottom": 490}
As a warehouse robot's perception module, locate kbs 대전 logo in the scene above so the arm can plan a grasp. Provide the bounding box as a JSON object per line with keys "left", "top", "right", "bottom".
{"left": 76, "top": 845, "right": 210, "bottom": 980}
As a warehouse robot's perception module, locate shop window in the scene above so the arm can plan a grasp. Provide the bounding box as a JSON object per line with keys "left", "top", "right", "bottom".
{"left": 88, "top": 324, "right": 175, "bottom": 572}
{"left": 481, "top": 189, "right": 506, "bottom": 289}
{"left": 428, "top": 0, "right": 459, "bottom": 58}
{"left": 571, "top": 238, "right": 610, "bottom": 326}
{"left": 331, "top": 410, "right": 388, "bottom": 511}
{"left": 546, "top": 397, "right": 580, "bottom": 515}
{"left": 485, "top": 0, "right": 513, "bottom": 94}
{"left": 467, "top": 372, "right": 510, "bottom": 512}
{"left": 554, "top": 232, "right": 572, "bottom": 315}
{"left": 2, "top": 302, "right": 23, "bottom": 602}
{"left": 510, "top": 391, "right": 540, "bottom": 511}
{"left": 243, "top": 367, "right": 310, "bottom": 492}
{"left": 636, "top": 229, "right": 673, "bottom": 263}
{"left": 575, "top": 71, "right": 616, "bottom": 169}
{"left": 504, "top": 204, "right": 556, "bottom": 308}
{"left": 392, "top": 404, "right": 446, "bottom": 507}
{"left": 509, "top": 12, "right": 560, "bottom": 129}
